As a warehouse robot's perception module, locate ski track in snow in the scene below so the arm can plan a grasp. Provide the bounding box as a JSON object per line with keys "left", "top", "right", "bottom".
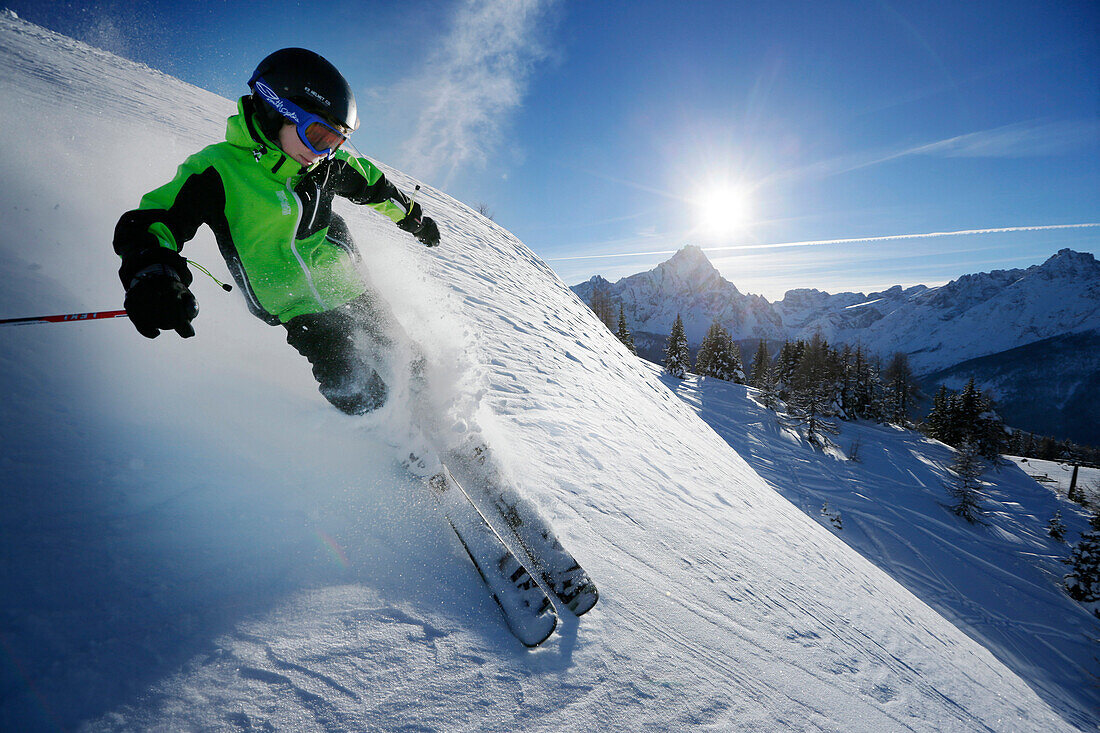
{"left": 0, "top": 13, "right": 1093, "bottom": 732}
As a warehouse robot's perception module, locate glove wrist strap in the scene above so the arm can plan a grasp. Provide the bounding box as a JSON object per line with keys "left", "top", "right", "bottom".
{"left": 128, "top": 263, "right": 182, "bottom": 290}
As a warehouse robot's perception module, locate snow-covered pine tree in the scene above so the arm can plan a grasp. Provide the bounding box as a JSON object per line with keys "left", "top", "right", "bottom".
{"left": 664, "top": 314, "right": 690, "bottom": 379}
{"left": 759, "top": 362, "right": 781, "bottom": 410}
{"left": 749, "top": 340, "right": 771, "bottom": 388}
{"left": 695, "top": 322, "right": 743, "bottom": 382}
{"left": 946, "top": 441, "right": 986, "bottom": 524}
{"left": 1065, "top": 511, "right": 1100, "bottom": 616}
{"left": 615, "top": 304, "right": 636, "bottom": 355}
{"left": 1048, "top": 510, "right": 1067, "bottom": 543}
{"left": 788, "top": 334, "right": 840, "bottom": 447}
{"left": 694, "top": 322, "right": 719, "bottom": 377}
{"left": 721, "top": 333, "right": 746, "bottom": 383}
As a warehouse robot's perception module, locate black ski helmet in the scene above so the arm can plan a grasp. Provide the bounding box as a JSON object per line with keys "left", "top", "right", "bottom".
{"left": 248, "top": 48, "right": 359, "bottom": 139}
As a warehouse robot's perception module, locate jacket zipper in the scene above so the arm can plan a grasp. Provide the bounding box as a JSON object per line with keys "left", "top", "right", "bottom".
{"left": 286, "top": 179, "right": 326, "bottom": 310}
{"left": 306, "top": 181, "right": 321, "bottom": 231}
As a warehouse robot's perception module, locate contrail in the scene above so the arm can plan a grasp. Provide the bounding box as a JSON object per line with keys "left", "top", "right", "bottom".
{"left": 546, "top": 223, "right": 1100, "bottom": 262}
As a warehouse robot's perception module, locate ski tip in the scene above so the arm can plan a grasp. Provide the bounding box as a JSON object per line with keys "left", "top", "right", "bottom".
{"left": 567, "top": 585, "right": 599, "bottom": 617}
{"left": 518, "top": 615, "right": 558, "bottom": 648}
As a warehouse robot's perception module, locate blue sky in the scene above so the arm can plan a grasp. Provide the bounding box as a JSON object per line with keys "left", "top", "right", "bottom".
{"left": 12, "top": 0, "right": 1099, "bottom": 299}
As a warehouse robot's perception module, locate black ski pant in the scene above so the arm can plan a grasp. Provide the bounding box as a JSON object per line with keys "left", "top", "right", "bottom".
{"left": 283, "top": 288, "right": 396, "bottom": 416}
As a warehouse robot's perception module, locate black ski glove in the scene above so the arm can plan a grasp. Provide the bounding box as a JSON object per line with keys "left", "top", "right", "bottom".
{"left": 124, "top": 264, "right": 199, "bottom": 339}
{"left": 397, "top": 202, "right": 441, "bottom": 247}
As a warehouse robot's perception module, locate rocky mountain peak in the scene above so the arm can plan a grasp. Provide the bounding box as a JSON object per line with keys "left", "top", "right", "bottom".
{"left": 1034, "top": 248, "right": 1100, "bottom": 280}
{"left": 656, "top": 245, "right": 723, "bottom": 286}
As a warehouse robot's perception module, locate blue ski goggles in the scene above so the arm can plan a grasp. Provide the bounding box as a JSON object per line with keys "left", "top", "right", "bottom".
{"left": 251, "top": 77, "right": 351, "bottom": 157}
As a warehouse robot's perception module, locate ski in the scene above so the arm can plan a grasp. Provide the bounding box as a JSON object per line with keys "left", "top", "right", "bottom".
{"left": 446, "top": 446, "right": 599, "bottom": 617}
{"left": 425, "top": 465, "right": 558, "bottom": 648}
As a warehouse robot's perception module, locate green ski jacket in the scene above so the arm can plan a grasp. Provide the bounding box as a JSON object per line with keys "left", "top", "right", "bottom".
{"left": 114, "top": 96, "right": 416, "bottom": 324}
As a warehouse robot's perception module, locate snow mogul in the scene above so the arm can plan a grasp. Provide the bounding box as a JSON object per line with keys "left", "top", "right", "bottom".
{"left": 112, "top": 48, "right": 440, "bottom": 415}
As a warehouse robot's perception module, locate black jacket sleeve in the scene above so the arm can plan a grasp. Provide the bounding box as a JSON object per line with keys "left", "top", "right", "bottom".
{"left": 325, "top": 155, "right": 413, "bottom": 224}
{"left": 113, "top": 165, "right": 226, "bottom": 287}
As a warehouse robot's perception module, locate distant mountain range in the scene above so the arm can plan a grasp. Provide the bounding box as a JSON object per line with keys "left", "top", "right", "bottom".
{"left": 571, "top": 247, "right": 1100, "bottom": 443}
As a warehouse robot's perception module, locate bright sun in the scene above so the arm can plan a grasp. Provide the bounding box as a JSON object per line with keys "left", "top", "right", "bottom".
{"left": 697, "top": 185, "right": 752, "bottom": 237}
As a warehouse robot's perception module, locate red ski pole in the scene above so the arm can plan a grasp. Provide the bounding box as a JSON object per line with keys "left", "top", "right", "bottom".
{"left": 0, "top": 260, "right": 232, "bottom": 329}
{"left": 0, "top": 309, "right": 129, "bottom": 327}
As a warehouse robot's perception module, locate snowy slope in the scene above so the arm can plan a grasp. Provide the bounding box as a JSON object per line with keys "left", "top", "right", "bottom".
{"left": 0, "top": 13, "right": 1089, "bottom": 731}
{"left": 664, "top": 371, "right": 1100, "bottom": 727}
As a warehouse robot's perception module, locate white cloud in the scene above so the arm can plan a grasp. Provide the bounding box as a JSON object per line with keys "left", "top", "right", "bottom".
{"left": 398, "top": 0, "right": 558, "bottom": 186}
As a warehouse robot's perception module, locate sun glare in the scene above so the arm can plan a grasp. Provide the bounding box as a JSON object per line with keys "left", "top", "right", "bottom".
{"left": 697, "top": 185, "right": 752, "bottom": 237}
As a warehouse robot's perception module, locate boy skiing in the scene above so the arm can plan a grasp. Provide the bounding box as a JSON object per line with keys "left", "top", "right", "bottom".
{"left": 113, "top": 48, "right": 439, "bottom": 415}
{"left": 112, "top": 48, "right": 597, "bottom": 644}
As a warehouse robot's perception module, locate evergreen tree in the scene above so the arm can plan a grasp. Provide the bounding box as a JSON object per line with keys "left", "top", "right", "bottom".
{"left": 1021, "top": 431, "right": 1037, "bottom": 457}
{"left": 923, "top": 384, "right": 954, "bottom": 442}
{"left": 955, "top": 378, "right": 983, "bottom": 436}
{"left": 724, "top": 338, "right": 746, "bottom": 384}
{"left": 947, "top": 442, "right": 986, "bottom": 523}
{"left": 663, "top": 314, "right": 690, "bottom": 379}
{"left": 1048, "top": 510, "right": 1067, "bottom": 543}
{"left": 923, "top": 380, "right": 1006, "bottom": 459}
{"left": 758, "top": 363, "right": 781, "bottom": 410}
{"left": 615, "top": 304, "right": 636, "bottom": 355}
{"left": 975, "top": 404, "right": 1008, "bottom": 460}
{"left": 1065, "top": 511, "right": 1100, "bottom": 615}
{"left": 749, "top": 340, "right": 771, "bottom": 388}
{"left": 883, "top": 351, "right": 919, "bottom": 425}
{"left": 694, "top": 322, "right": 719, "bottom": 377}
{"left": 837, "top": 344, "right": 855, "bottom": 418}
{"left": 850, "top": 346, "right": 884, "bottom": 421}
{"left": 788, "top": 334, "right": 840, "bottom": 446}
{"left": 954, "top": 379, "right": 1006, "bottom": 459}
{"left": 774, "top": 340, "right": 804, "bottom": 398}
{"left": 1039, "top": 436, "right": 1059, "bottom": 461}
{"left": 1006, "top": 428, "right": 1024, "bottom": 456}
{"left": 695, "top": 322, "right": 743, "bottom": 382}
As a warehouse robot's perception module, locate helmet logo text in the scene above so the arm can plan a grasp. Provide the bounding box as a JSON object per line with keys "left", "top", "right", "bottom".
{"left": 254, "top": 80, "right": 299, "bottom": 123}
{"left": 304, "top": 86, "right": 330, "bottom": 107}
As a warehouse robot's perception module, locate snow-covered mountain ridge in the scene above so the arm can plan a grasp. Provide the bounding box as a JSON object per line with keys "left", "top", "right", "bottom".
{"left": 0, "top": 13, "right": 1092, "bottom": 731}
{"left": 571, "top": 245, "right": 1100, "bottom": 375}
